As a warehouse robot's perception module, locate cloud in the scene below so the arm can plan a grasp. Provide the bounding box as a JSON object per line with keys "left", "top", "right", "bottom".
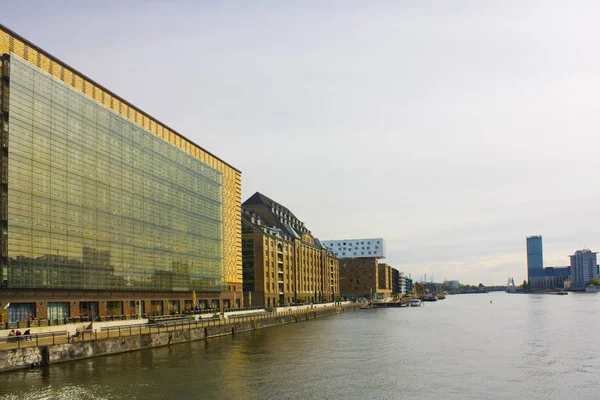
{"left": 4, "top": 1, "right": 600, "bottom": 285}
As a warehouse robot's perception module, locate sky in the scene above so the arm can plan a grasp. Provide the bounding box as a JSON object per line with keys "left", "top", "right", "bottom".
{"left": 4, "top": 1, "right": 600, "bottom": 285}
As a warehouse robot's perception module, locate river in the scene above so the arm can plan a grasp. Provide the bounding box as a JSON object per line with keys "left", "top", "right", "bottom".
{"left": 1, "top": 292, "right": 599, "bottom": 399}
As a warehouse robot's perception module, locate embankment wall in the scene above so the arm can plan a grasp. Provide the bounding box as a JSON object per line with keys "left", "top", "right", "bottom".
{"left": 0, "top": 305, "right": 355, "bottom": 372}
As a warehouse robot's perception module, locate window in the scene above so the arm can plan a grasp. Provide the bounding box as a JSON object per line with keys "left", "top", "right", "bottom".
{"left": 361, "top": 242, "right": 364, "bottom": 245}
{"left": 48, "top": 302, "right": 69, "bottom": 321}
{"left": 367, "top": 241, "right": 371, "bottom": 245}
{"left": 361, "top": 252, "right": 364, "bottom": 255}
{"left": 377, "top": 241, "right": 380, "bottom": 244}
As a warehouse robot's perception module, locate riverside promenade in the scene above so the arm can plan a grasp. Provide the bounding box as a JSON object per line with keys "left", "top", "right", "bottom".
{"left": 0, "top": 302, "right": 359, "bottom": 372}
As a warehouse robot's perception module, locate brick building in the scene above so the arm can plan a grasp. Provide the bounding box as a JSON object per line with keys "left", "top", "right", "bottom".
{"left": 241, "top": 193, "right": 340, "bottom": 307}
{"left": 338, "top": 257, "right": 393, "bottom": 300}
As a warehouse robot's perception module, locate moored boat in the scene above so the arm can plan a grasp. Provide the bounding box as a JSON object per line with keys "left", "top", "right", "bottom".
{"left": 409, "top": 299, "right": 422, "bottom": 307}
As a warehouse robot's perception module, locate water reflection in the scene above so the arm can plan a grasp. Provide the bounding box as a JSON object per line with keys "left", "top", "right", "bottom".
{"left": 2, "top": 293, "right": 600, "bottom": 399}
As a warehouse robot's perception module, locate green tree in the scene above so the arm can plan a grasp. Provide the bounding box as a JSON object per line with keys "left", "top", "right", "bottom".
{"left": 587, "top": 278, "right": 600, "bottom": 287}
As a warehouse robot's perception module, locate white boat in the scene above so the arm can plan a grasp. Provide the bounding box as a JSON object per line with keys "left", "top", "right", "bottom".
{"left": 409, "top": 299, "right": 422, "bottom": 307}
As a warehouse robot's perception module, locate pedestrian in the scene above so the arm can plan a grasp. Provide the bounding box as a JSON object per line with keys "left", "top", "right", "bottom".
{"left": 71, "top": 329, "right": 81, "bottom": 343}
{"left": 15, "top": 330, "right": 22, "bottom": 341}
{"left": 23, "top": 329, "right": 31, "bottom": 341}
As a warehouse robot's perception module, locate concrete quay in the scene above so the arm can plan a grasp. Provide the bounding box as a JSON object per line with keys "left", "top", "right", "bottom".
{"left": 0, "top": 303, "right": 359, "bottom": 373}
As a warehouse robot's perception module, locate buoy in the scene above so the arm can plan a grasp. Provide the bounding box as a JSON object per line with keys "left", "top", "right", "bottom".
{"left": 490, "top": 300, "right": 493, "bottom": 304}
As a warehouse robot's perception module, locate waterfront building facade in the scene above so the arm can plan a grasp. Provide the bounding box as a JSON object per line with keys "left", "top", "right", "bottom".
{"left": 570, "top": 249, "right": 598, "bottom": 291}
{"left": 405, "top": 277, "right": 414, "bottom": 294}
{"left": 322, "top": 238, "right": 385, "bottom": 259}
{"left": 338, "top": 257, "right": 392, "bottom": 300}
{"left": 526, "top": 235, "right": 544, "bottom": 280}
{"left": 377, "top": 263, "right": 393, "bottom": 298}
{"left": 241, "top": 193, "right": 339, "bottom": 306}
{"left": 323, "top": 237, "right": 390, "bottom": 300}
{"left": 0, "top": 25, "right": 242, "bottom": 322}
{"left": 398, "top": 270, "right": 406, "bottom": 295}
{"left": 392, "top": 268, "right": 399, "bottom": 295}
{"left": 242, "top": 209, "right": 295, "bottom": 307}
{"left": 529, "top": 266, "right": 571, "bottom": 291}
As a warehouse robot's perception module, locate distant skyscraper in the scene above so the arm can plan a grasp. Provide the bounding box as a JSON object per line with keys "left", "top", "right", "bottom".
{"left": 569, "top": 249, "right": 598, "bottom": 290}
{"left": 526, "top": 235, "right": 544, "bottom": 280}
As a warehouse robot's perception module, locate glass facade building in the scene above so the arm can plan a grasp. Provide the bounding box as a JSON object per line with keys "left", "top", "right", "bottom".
{"left": 526, "top": 235, "right": 544, "bottom": 279}
{"left": 0, "top": 24, "right": 242, "bottom": 320}
{"left": 4, "top": 55, "right": 224, "bottom": 292}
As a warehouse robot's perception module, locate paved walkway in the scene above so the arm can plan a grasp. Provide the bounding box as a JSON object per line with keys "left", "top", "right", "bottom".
{"left": 0, "top": 305, "right": 351, "bottom": 351}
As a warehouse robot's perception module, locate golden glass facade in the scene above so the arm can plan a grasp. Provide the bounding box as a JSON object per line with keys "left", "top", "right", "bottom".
{"left": 0, "top": 24, "right": 242, "bottom": 295}
{"left": 4, "top": 55, "right": 224, "bottom": 291}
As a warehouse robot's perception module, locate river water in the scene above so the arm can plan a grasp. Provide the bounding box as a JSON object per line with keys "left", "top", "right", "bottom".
{"left": 1, "top": 292, "right": 599, "bottom": 400}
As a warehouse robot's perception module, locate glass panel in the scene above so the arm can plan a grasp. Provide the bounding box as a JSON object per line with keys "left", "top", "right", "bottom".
{"left": 106, "top": 301, "right": 123, "bottom": 316}
{"left": 6, "top": 56, "right": 224, "bottom": 293}
{"left": 79, "top": 301, "right": 99, "bottom": 320}
{"left": 150, "top": 300, "right": 163, "bottom": 316}
{"left": 47, "top": 302, "right": 70, "bottom": 321}
{"left": 167, "top": 300, "right": 180, "bottom": 314}
{"left": 8, "top": 303, "right": 36, "bottom": 323}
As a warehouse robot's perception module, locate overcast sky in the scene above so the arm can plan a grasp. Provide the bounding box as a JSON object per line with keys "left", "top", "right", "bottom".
{"left": 4, "top": 1, "right": 600, "bottom": 285}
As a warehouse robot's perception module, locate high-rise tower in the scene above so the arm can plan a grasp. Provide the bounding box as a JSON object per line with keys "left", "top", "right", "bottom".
{"left": 526, "top": 235, "right": 544, "bottom": 280}
{"left": 570, "top": 249, "right": 598, "bottom": 290}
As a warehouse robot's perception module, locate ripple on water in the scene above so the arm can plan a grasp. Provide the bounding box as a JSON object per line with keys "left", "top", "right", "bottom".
{"left": 2, "top": 294, "right": 600, "bottom": 399}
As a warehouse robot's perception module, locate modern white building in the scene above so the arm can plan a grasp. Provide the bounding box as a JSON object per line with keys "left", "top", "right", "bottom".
{"left": 570, "top": 249, "right": 598, "bottom": 290}
{"left": 321, "top": 238, "right": 386, "bottom": 259}
{"left": 399, "top": 271, "right": 406, "bottom": 295}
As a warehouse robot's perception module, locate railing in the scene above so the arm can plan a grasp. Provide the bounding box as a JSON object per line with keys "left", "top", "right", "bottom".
{"left": 0, "top": 304, "right": 356, "bottom": 350}
{"left": 0, "top": 314, "right": 149, "bottom": 330}
{"left": 0, "top": 331, "right": 69, "bottom": 348}
{"left": 0, "top": 310, "right": 231, "bottom": 330}
{"left": 222, "top": 305, "right": 263, "bottom": 313}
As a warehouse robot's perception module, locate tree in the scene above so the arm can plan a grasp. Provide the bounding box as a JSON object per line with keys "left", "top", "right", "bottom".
{"left": 587, "top": 278, "right": 600, "bottom": 287}
{"left": 414, "top": 282, "right": 425, "bottom": 297}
